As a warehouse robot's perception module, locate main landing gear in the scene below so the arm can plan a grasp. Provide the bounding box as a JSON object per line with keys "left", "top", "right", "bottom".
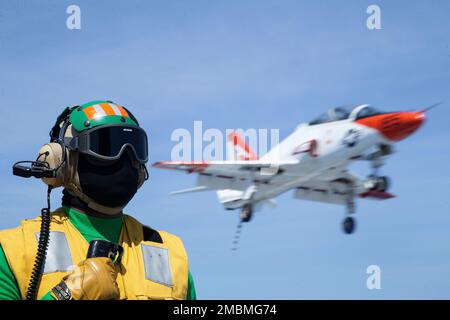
{"left": 341, "top": 174, "right": 391, "bottom": 234}
{"left": 232, "top": 204, "right": 254, "bottom": 251}
{"left": 343, "top": 216, "right": 356, "bottom": 234}
{"left": 341, "top": 145, "right": 393, "bottom": 235}
{"left": 240, "top": 204, "right": 253, "bottom": 223}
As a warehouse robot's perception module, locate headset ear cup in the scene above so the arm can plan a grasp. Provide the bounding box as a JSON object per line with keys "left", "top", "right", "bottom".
{"left": 38, "top": 143, "right": 65, "bottom": 187}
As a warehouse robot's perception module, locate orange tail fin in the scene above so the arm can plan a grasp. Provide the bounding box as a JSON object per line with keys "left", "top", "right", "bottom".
{"left": 227, "top": 132, "right": 258, "bottom": 161}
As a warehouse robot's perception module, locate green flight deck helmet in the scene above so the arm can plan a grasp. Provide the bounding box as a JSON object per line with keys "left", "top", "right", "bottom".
{"left": 37, "top": 100, "right": 149, "bottom": 214}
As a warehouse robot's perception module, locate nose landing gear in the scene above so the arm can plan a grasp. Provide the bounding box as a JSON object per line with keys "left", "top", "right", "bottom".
{"left": 341, "top": 174, "right": 391, "bottom": 234}
{"left": 342, "top": 187, "right": 356, "bottom": 234}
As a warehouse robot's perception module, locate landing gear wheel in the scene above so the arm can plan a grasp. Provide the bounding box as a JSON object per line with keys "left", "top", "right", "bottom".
{"left": 240, "top": 204, "right": 253, "bottom": 223}
{"left": 342, "top": 217, "right": 356, "bottom": 234}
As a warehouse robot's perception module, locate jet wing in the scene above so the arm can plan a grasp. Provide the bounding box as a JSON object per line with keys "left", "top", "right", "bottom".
{"left": 152, "top": 160, "right": 300, "bottom": 193}
{"left": 152, "top": 160, "right": 298, "bottom": 178}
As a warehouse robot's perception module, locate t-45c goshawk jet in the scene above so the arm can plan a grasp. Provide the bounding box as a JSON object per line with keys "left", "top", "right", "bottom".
{"left": 153, "top": 104, "right": 428, "bottom": 234}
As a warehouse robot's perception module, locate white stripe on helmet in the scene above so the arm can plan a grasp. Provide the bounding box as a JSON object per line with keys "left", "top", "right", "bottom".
{"left": 92, "top": 104, "right": 107, "bottom": 119}
{"left": 109, "top": 103, "right": 123, "bottom": 116}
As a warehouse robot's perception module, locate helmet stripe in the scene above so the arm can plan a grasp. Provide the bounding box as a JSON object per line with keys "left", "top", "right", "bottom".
{"left": 99, "top": 103, "right": 116, "bottom": 116}
{"left": 109, "top": 103, "right": 123, "bottom": 116}
{"left": 81, "top": 102, "right": 130, "bottom": 122}
{"left": 118, "top": 106, "right": 130, "bottom": 118}
{"left": 83, "top": 106, "right": 96, "bottom": 120}
{"left": 92, "top": 104, "right": 107, "bottom": 119}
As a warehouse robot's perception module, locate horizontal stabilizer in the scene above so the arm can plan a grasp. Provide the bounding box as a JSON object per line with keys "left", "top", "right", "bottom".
{"left": 264, "top": 198, "right": 277, "bottom": 208}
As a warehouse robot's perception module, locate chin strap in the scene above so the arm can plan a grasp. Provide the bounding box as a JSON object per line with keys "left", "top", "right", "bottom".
{"left": 64, "top": 184, "right": 125, "bottom": 215}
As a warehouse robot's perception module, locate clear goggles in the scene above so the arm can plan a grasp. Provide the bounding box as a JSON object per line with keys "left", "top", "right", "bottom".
{"left": 67, "top": 124, "right": 148, "bottom": 164}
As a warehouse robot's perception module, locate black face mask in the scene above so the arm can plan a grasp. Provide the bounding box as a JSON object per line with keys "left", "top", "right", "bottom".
{"left": 77, "top": 149, "right": 140, "bottom": 208}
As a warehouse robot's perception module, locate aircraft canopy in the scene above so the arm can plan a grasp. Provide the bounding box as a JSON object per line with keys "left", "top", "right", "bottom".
{"left": 309, "top": 104, "right": 381, "bottom": 126}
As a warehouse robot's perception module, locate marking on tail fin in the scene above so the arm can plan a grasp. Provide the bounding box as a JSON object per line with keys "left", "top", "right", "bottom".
{"left": 227, "top": 132, "right": 258, "bottom": 161}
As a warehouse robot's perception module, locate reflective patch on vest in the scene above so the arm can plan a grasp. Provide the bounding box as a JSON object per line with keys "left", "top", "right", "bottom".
{"left": 34, "top": 231, "right": 74, "bottom": 274}
{"left": 141, "top": 244, "right": 173, "bottom": 287}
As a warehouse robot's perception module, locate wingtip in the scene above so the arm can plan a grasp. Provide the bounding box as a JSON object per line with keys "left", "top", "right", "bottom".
{"left": 151, "top": 161, "right": 163, "bottom": 168}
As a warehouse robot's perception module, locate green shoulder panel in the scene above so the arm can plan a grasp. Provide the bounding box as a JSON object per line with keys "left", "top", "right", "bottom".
{"left": 69, "top": 100, "right": 138, "bottom": 132}
{"left": 0, "top": 245, "right": 21, "bottom": 300}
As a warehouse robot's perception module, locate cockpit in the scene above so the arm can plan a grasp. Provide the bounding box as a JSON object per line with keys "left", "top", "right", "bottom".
{"left": 309, "top": 104, "right": 382, "bottom": 126}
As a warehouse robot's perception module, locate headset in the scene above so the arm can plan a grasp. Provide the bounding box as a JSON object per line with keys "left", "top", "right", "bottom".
{"left": 12, "top": 106, "right": 76, "bottom": 184}
{"left": 11, "top": 106, "right": 77, "bottom": 299}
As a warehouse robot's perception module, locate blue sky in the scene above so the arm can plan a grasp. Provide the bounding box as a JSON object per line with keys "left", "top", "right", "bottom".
{"left": 1, "top": 0, "right": 450, "bottom": 299}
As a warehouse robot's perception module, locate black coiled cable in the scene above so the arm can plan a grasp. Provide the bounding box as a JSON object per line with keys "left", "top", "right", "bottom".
{"left": 25, "top": 186, "right": 53, "bottom": 300}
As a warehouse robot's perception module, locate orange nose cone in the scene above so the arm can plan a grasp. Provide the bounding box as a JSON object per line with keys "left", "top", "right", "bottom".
{"left": 356, "top": 112, "right": 425, "bottom": 141}
{"left": 385, "top": 111, "right": 425, "bottom": 141}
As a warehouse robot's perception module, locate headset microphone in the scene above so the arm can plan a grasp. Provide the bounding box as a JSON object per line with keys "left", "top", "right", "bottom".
{"left": 12, "top": 161, "right": 56, "bottom": 178}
